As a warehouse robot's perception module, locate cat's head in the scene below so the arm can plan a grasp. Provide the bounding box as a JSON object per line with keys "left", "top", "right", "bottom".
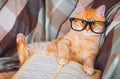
{"left": 70, "top": 2, "right": 107, "bottom": 36}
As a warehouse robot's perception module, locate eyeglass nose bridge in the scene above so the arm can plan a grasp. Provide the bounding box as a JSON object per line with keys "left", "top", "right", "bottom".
{"left": 84, "top": 21, "right": 94, "bottom": 26}
{"left": 83, "top": 21, "right": 93, "bottom": 31}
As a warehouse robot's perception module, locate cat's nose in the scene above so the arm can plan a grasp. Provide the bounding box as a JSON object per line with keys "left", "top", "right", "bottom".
{"left": 85, "top": 25, "right": 90, "bottom": 31}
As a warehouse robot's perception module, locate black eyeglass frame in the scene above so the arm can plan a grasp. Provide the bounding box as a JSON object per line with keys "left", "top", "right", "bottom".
{"left": 69, "top": 17, "right": 109, "bottom": 34}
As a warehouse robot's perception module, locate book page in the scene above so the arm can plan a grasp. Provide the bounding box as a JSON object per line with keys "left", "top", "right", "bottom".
{"left": 12, "top": 54, "right": 60, "bottom": 79}
{"left": 12, "top": 53, "right": 101, "bottom": 79}
{"left": 57, "top": 61, "right": 101, "bottom": 79}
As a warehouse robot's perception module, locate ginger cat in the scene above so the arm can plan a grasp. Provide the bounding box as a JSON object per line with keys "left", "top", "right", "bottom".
{"left": 16, "top": 2, "right": 107, "bottom": 75}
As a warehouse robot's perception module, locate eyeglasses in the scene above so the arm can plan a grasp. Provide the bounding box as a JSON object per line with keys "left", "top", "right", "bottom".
{"left": 69, "top": 17, "right": 109, "bottom": 34}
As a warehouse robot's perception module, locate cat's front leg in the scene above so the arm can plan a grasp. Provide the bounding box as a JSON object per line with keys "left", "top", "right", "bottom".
{"left": 83, "top": 58, "right": 95, "bottom": 75}
{"left": 57, "top": 39, "right": 70, "bottom": 66}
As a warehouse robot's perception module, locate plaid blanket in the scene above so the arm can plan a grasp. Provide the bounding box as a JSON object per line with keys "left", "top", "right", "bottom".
{"left": 0, "top": 0, "right": 44, "bottom": 57}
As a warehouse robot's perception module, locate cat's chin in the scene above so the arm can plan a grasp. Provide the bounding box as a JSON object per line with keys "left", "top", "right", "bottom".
{"left": 81, "top": 30, "right": 95, "bottom": 36}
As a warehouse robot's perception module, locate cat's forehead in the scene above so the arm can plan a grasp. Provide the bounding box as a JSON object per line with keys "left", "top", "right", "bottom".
{"left": 75, "top": 8, "right": 105, "bottom": 21}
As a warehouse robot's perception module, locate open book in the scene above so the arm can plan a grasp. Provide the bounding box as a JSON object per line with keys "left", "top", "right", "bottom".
{"left": 12, "top": 53, "right": 101, "bottom": 79}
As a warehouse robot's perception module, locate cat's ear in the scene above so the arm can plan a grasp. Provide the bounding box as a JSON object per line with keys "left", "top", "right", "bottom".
{"left": 76, "top": 2, "right": 85, "bottom": 13}
{"left": 96, "top": 5, "right": 106, "bottom": 17}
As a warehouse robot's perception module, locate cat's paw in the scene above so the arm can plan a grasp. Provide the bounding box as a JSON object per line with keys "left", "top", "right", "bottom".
{"left": 83, "top": 65, "right": 94, "bottom": 75}
{"left": 16, "top": 33, "right": 26, "bottom": 44}
{"left": 57, "top": 53, "right": 69, "bottom": 66}
{"left": 58, "top": 58, "right": 69, "bottom": 66}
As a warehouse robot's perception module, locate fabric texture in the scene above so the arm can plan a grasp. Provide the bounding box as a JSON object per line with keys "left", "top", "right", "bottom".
{"left": 94, "top": 27, "right": 114, "bottom": 70}
{"left": 102, "top": 25, "right": 120, "bottom": 79}
{"left": 0, "top": 0, "right": 43, "bottom": 57}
